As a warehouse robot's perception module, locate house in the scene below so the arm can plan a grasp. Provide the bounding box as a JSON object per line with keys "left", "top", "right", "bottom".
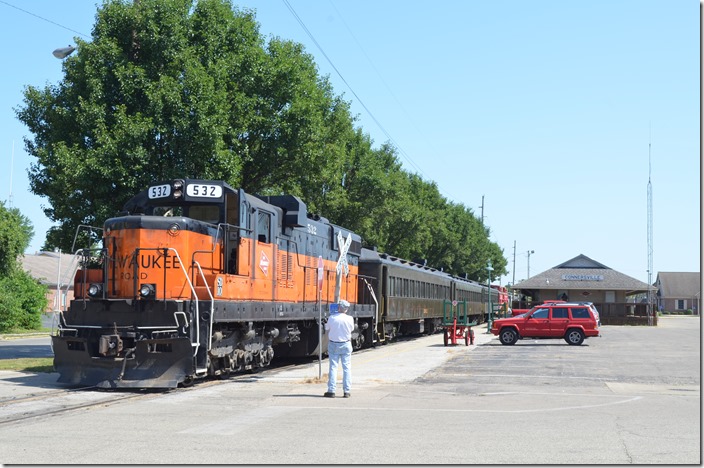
{"left": 655, "top": 272, "right": 701, "bottom": 315}
{"left": 20, "top": 251, "right": 78, "bottom": 312}
{"left": 512, "top": 254, "right": 654, "bottom": 325}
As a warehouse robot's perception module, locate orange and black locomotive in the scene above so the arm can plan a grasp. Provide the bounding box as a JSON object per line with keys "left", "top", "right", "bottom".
{"left": 53, "top": 178, "right": 373, "bottom": 388}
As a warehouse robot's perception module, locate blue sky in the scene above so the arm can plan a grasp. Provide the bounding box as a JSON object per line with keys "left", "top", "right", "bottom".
{"left": 0, "top": 0, "right": 699, "bottom": 284}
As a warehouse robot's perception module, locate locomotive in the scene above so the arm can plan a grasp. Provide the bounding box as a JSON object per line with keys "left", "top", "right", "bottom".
{"left": 52, "top": 178, "right": 498, "bottom": 388}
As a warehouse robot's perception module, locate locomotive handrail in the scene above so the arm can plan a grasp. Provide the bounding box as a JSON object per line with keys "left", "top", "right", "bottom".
{"left": 361, "top": 277, "right": 380, "bottom": 343}
{"left": 107, "top": 247, "right": 204, "bottom": 353}
{"left": 191, "top": 222, "right": 253, "bottom": 280}
{"left": 192, "top": 260, "right": 214, "bottom": 376}
{"left": 56, "top": 249, "right": 85, "bottom": 312}
{"left": 190, "top": 223, "right": 225, "bottom": 282}
{"left": 69, "top": 247, "right": 107, "bottom": 310}
{"left": 70, "top": 224, "right": 104, "bottom": 257}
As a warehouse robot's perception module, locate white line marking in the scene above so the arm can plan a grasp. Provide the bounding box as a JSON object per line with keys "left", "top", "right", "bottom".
{"left": 272, "top": 395, "right": 643, "bottom": 414}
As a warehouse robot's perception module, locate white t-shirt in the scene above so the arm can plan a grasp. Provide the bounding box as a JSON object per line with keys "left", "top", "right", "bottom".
{"left": 325, "top": 312, "right": 354, "bottom": 342}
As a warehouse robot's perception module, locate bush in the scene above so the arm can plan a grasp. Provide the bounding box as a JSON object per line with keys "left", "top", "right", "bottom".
{"left": 0, "top": 269, "right": 48, "bottom": 332}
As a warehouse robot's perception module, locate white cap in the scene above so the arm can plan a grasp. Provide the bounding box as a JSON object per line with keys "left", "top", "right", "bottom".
{"left": 338, "top": 300, "right": 350, "bottom": 311}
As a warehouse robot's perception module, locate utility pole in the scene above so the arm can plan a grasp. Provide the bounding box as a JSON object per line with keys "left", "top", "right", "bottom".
{"left": 480, "top": 195, "right": 484, "bottom": 226}
{"left": 647, "top": 124, "right": 654, "bottom": 325}
{"left": 8, "top": 141, "right": 14, "bottom": 208}
{"left": 511, "top": 241, "right": 516, "bottom": 287}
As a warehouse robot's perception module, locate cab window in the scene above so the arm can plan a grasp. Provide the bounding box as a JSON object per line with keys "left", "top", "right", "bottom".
{"left": 189, "top": 205, "right": 220, "bottom": 224}
{"left": 257, "top": 211, "right": 271, "bottom": 243}
{"left": 153, "top": 206, "right": 183, "bottom": 217}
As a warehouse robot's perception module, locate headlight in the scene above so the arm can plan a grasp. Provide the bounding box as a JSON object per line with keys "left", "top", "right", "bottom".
{"left": 173, "top": 180, "right": 183, "bottom": 199}
{"left": 87, "top": 283, "right": 103, "bottom": 297}
{"left": 139, "top": 283, "right": 156, "bottom": 298}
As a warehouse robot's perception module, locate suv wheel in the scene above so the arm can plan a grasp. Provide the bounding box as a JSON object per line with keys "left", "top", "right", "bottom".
{"left": 565, "top": 328, "right": 585, "bottom": 346}
{"left": 499, "top": 328, "right": 518, "bottom": 345}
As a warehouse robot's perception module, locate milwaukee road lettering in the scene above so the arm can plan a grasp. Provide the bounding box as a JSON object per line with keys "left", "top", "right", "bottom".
{"left": 114, "top": 254, "right": 181, "bottom": 270}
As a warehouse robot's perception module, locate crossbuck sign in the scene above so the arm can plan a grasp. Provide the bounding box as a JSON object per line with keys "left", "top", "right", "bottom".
{"left": 336, "top": 231, "right": 352, "bottom": 275}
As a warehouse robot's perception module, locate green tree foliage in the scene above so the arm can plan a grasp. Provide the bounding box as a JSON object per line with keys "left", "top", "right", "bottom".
{"left": 0, "top": 203, "right": 48, "bottom": 332}
{"left": 0, "top": 202, "right": 33, "bottom": 275}
{"left": 16, "top": 0, "right": 507, "bottom": 281}
{"left": 0, "top": 269, "right": 47, "bottom": 332}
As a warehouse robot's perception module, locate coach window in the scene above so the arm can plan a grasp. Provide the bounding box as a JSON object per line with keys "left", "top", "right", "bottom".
{"left": 257, "top": 211, "right": 271, "bottom": 243}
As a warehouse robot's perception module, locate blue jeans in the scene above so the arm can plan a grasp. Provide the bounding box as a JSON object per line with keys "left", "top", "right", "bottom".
{"left": 327, "top": 340, "right": 352, "bottom": 394}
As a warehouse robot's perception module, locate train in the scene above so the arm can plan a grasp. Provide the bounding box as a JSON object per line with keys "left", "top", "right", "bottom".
{"left": 52, "top": 178, "right": 499, "bottom": 388}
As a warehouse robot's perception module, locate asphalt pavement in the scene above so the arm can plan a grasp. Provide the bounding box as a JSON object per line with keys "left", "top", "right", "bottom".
{"left": 0, "top": 316, "right": 699, "bottom": 464}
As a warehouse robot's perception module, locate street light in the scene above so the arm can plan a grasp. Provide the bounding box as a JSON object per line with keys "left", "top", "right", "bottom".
{"left": 52, "top": 45, "right": 76, "bottom": 59}
{"left": 486, "top": 260, "right": 494, "bottom": 333}
{"left": 527, "top": 250, "right": 535, "bottom": 278}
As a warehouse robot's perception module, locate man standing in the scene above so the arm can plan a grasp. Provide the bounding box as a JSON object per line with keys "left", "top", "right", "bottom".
{"left": 324, "top": 299, "right": 355, "bottom": 398}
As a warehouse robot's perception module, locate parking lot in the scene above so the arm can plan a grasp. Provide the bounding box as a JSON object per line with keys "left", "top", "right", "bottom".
{"left": 0, "top": 316, "right": 699, "bottom": 464}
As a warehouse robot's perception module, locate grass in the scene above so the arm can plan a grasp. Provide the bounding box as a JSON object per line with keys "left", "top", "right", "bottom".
{"left": 0, "top": 357, "right": 54, "bottom": 373}
{"left": 0, "top": 327, "right": 52, "bottom": 335}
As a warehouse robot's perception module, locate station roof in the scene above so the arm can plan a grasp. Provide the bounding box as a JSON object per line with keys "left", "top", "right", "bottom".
{"left": 513, "top": 254, "right": 651, "bottom": 293}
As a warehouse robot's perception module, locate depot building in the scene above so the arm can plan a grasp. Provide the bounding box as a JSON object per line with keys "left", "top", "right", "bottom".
{"left": 511, "top": 254, "right": 653, "bottom": 325}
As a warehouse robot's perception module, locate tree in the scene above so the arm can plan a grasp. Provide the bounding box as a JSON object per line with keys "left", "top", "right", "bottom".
{"left": 0, "top": 270, "right": 47, "bottom": 332}
{"left": 17, "top": 0, "right": 351, "bottom": 251}
{"left": 16, "top": 0, "right": 507, "bottom": 282}
{"left": 0, "top": 202, "right": 33, "bottom": 275}
{"left": 0, "top": 202, "right": 48, "bottom": 332}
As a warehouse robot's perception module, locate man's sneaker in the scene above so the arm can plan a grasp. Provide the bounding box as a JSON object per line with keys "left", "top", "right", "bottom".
{"left": 323, "top": 392, "right": 335, "bottom": 398}
{"left": 343, "top": 392, "right": 351, "bottom": 398}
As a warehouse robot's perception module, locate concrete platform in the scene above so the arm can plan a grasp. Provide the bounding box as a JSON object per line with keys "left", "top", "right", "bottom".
{"left": 259, "top": 323, "right": 496, "bottom": 388}
{"left": 0, "top": 323, "right": 496, "bottom": 398}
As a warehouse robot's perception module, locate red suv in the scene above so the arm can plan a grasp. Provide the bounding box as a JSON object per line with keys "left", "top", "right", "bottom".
{"left": 490, "top": 303, "right": 600, "bottom": 346}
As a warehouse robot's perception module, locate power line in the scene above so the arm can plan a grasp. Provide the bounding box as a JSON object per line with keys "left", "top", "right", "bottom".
{"left": 0, "top": 0, "right": 90, "bottom": 39}
{"left": 327, "top": 0, "right": 424, "bottom": 140}
{"left": 281, "top": 0, "right": 434, "bottom": 182}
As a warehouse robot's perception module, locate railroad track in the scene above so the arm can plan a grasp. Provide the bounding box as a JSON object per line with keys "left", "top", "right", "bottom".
{"left": 0, "top": 336, "right": 417, "bottom": 426}
{"left": 0, "top": 355, "right": 331, "bottom": 426}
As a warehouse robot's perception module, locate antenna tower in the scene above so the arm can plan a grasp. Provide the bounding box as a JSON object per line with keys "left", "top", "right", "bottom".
{"left": 647, "top": 126, "right": 654, "bottom": 325}
{"left": 8, "top": 141, "right": 14, "bottom": 208}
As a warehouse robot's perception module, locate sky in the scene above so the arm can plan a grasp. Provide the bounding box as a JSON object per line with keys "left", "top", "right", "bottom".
{"left": 0, "top": 0, "right": 700, "bottom": 285}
